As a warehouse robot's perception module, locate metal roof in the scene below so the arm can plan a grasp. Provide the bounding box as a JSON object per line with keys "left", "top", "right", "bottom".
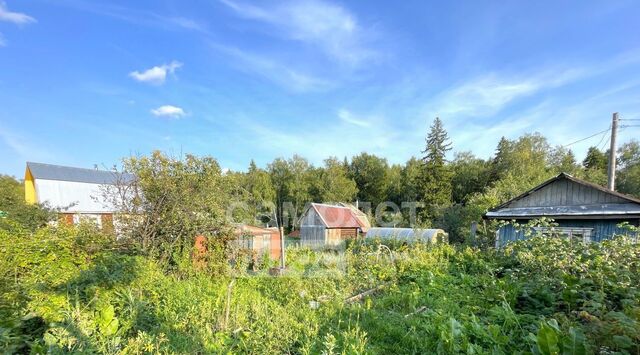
{"left": 365, "top": 227, "right": 447, "bottom": 242}
{"left": 485, "top": 203, "right": 640, "bottom": 218}
{"left": 27, "top": 162, "right": 135, "bottom": 185}
{"left": 311, "top": 203, "right": 365, "bottom": 228}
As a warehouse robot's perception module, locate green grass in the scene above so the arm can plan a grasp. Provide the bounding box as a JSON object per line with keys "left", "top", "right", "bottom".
{"left": 1, "top": 224, "right": 639, "bottom": 354}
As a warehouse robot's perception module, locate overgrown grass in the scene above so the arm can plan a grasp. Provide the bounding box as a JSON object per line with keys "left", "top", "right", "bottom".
{"left": 1, "top": 224, "right": 639, "bottom": 354}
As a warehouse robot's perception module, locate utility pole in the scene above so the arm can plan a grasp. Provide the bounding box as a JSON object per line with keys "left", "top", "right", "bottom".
{"left": 607, "top": 112, "right": 619, "bottom": 191}
{"left": 274, "top": 208, "right": 285, "bottom": 271}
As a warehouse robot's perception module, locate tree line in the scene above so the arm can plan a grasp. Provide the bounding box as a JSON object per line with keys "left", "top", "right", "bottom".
{"left": 225, "top": 117, "right": 640, "bottom": 242}
{"left": 2, "top": 117, "right": 640, "bottom": 248}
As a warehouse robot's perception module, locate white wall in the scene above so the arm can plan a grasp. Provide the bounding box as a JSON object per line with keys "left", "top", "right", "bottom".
{"left": 35, "top": 179, "right": 115, "bottom": 213}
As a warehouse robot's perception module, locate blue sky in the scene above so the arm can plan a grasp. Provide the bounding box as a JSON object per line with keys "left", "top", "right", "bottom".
{"left": 1, "top": 0, "right": 640, "bottom": 177}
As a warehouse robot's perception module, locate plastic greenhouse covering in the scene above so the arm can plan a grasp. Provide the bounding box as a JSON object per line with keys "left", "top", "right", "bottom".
{"left": 365, "top": 228, "right": 448, "bottom": 243}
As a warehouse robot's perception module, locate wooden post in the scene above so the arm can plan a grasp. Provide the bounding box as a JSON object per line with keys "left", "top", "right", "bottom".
{"left": 469, "top": 221, "right": 478, "bottom": 246}
{"left": 608, "top": 112, "right": 619, "bottom": 191}
{"left": 279, "top": 226, "right": 285, "bottom": 270}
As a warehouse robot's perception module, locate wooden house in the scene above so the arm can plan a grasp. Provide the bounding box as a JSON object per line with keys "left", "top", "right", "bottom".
{"left": 234, "top": 225, "right": 282, "bottom": 259}
{"left": 484, "top": 173, "right": 640, "bottom": 246}
{"left": 298, "top": 203, "right": 370, "bottom": 248}
{"left": 24, "top": 162, "right": 134, "bottom": 229}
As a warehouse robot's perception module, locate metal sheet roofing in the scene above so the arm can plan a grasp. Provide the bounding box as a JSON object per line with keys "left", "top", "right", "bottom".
{"left": 27, "top": 162, "right": 135, "bottom": 185}
{"left": 311, "top": 203, "right": 365, "bottom": 229}
{"left": 484, "top": 203, "right": 640, "bottom": 218}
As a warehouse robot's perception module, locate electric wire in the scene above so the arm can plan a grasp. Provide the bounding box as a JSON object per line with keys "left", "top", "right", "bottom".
{"left": 561, "top": 127, "right": 612, "bottom": 148}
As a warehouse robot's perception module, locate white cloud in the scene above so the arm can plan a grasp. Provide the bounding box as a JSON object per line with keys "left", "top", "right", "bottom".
{"left": 211, "top": 44, "right": 331, "bottom": 92}
{"left": 423, "top": 67, "right": 593, "bottom": 123}
{"left": 220, "top": 0, "right": 377, "bottom": 65}
{"left": 338, "top": 109, "right": 370, "bottom": 127}
{"left": 229, "top": 108, "right": 399, "bottom": 166}
{"left": 0, "top": 1, "right": 36, "bottom": 25}
{"left": 129, "top": 61, "right": 182, "bottom": 85}
{"left": 151, "top": 105, "right": 186, "bottom": 118}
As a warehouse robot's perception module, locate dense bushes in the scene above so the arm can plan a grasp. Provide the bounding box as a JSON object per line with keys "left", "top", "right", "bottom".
{"left": 1, "top": 224, "right": 639, "bottom": 354}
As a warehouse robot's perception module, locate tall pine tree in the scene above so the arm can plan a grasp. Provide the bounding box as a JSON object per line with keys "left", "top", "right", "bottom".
{"left": 419, "top": 117, "right": 453, "bottom": 225}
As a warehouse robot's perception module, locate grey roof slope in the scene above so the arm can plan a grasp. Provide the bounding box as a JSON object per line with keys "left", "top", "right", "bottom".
{"left": 485, "top": 203, "right": 640, "bottom": 218}
{"left": 27, "top": 162, "right": 135, "bottom": 185}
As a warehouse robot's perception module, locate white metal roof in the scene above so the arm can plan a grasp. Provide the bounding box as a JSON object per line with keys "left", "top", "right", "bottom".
{"left": 27, "top": 162, "right": 135, "bottom": 185}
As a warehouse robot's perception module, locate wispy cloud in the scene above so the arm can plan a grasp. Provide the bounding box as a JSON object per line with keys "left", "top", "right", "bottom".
{"left": 0, "top": 124, "right": 56, "bottom": 164}
{"left": 129, "top": 61, "right": 182, "bottom": 85}
{"left": 230, "top": 108, "right": 398, "bottom": 165}
{"left": 211, "top": 44, "right": 331, "bottom": 92}
{"left": 52, "top": 1, "right": 207, "bottom": 35}
{"left": 338, "top": 109, "right": 371, "bottom": 127}
{"left": 220, "top": 0, "right": 377, "bottom": 65}
{"left": 151, "top": 105, "right": 186, "bottom": 118}
{"left": 426, "top": 72, "right": 570, "bottom": 120}
{"left": 0, "top": 1, "right": 36, "bottom": 25}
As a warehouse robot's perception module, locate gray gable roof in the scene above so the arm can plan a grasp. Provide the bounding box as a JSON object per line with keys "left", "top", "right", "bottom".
{"left": 27, "top": 162, "right": 135, "bottom": 185}
{"left": 484, "top": 173, "right": 640, "bottom": 219}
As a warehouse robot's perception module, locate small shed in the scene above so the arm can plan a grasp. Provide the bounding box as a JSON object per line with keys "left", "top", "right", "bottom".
{"left": 298, "top": 203, "right": 370, "bottom": 248}
{"left": 234, "top": 225, "right": 282, "bottom": 259}
{"left": 484, "top": 173, "right": 640, "bottom": 246}
{"left": 365, "top": 227, "right": 448, "bottom": 244}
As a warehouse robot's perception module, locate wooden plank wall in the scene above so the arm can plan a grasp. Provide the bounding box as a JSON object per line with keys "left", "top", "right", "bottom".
{"left": 509, "top": 179, "right": 627, "bottom": 208}
{"left": 497, "top": 219, "right": 640, "bottom": 246}
{"left": 300, "top": 226, "right": 326, "bottom": 248}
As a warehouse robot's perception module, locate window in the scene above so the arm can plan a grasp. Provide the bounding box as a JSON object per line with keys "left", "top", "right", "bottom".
{"left": 531, "top": 227, "right": 593, "bottom": 243}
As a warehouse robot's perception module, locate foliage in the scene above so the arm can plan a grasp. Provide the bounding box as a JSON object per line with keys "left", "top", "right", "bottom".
{"left": 419, "top": 117, "right": 453, "bottom": 223}
{"left": 2, "top": 221, "right": 639, "bottom": 354}
{"left": 617, "top": 140, "right": 640, "bottom": 197}
{"left": 0, "top": 175, "right": 54, "bottom": 231}
{"left": 102, "top": 151, "right": 235, "bottom": 261}
{"left": 349, "top": 152, "right": 390, "bottom": 208}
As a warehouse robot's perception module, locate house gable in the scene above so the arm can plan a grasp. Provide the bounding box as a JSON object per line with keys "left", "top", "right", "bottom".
{"left": 485, "top": 173, "right": 640, "bottom": 219}
{"left": 506, "top": 178, "right": 627, "bottom": 208}
{"left": 300, "top": 205, "right": 326, "bottom": 227}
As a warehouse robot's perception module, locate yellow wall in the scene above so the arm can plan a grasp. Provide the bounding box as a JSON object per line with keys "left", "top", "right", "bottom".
{"left": 24, "top": 168, "right": 37, "bottom": 204}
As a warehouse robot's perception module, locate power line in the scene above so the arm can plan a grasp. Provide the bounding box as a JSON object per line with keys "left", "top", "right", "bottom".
{"left": 593, "top": 124, "right": 610, "bottom": 149}
{"left": 599, "top": 134, "right": 611, "bottom": 151}
{"left": 561, "top": 127, "right": 612, "bottom": 148}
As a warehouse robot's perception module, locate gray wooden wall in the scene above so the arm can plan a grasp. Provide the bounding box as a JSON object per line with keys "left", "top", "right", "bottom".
{"left": 508, "top": 179, "right": 627, "bottom": 208}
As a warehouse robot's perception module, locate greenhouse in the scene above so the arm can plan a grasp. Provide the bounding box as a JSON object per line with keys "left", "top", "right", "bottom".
{"left": 365, "top": 227, "right": 448, "bottom": 243}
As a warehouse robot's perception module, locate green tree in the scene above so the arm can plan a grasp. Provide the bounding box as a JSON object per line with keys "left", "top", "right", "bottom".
{"left": 313, "top": 157, "right": 357, "bottom": 203}
{"left": 349, "top": 153, "right": 389, "bottom": 207}
{"left": 244, "top": 160, "right": 276, "bottom": 224}
{"left": 617, "top": 140, "right": 640, "bottom": 197}
{"left": 450, "top": 152, "right": 491, "bottom": 204}
{"left": 268, "top": 155, "right": 313, "bottom": 228}
{"left": 581, "top": 146, "right": 609, "bottom": 186}
{"left": 103, "top": 151, "right": 233, "bottom": 260}
{"left": 549, "top": 147, "right": 580, "bottom": 175}
{"left": 582, "top": 146, "right": 608, "bottom": 171}
{"left": 0, "top": 175, "right": 53, "bottom": 231}
{"left": 401, "top": 157, "right": 423, "bottom": 203}
{"left": 419, "top": 117, "right": 453, "bottom": 223}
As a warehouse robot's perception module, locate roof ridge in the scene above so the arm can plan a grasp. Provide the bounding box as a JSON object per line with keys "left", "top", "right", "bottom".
{"left": 311, "top": 202, "right": 351, "bottom": 209}
{"left": 487, "top": 172, "right": 640, "bottom": 213}
{"left": 27, "top": 161, "right": 119, "bottom": 174}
